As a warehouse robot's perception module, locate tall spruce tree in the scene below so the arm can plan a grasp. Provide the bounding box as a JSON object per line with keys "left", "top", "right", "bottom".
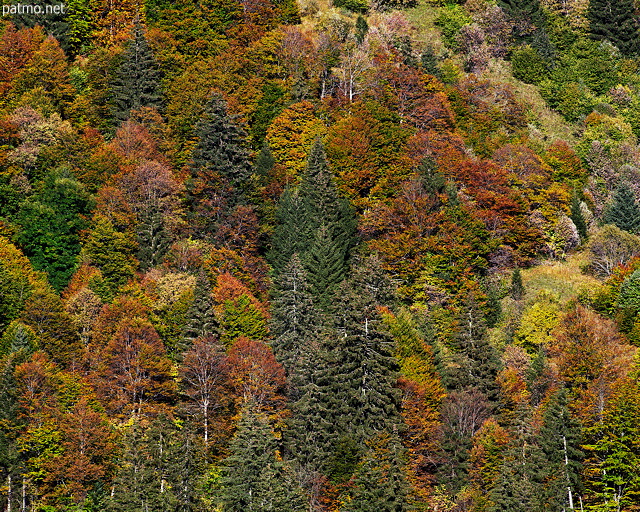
{"left": 181, "top": 273, "right": 218, "bottom": 354}
{"left": 270, "top": 254, "right": 322, "bottom": 394}
{"left": 570, "top": 193, "right": 588, "bottom": 241}
{"left": 268, "top": 188, "right": 308, "bottom": 276}
{"left": 490, "top": 405, "right": 545, "bottom": 512}
{"left": 498, "top": 0, "right": 547, "bottom": 44}
{"left": 110, "top": 23, "right": 163, "bottom": 123}
{"left": 269, "top": 139, "right": 357, "bottom": 306}
{"left": 137, "top": 204, "right": 171, "bottom": 271}
{"left": 588, "top": 0, "right": 640, "bottom": 56}
{"left": 536, "top": 389, "right": 583, "bottom": 511}
{"left": 285, "top": 345, "right": 336, "bottom": 471}
{"left": 443, "top": 294, "right": 501, "bottom": 402}
{"left": 185, "top": 93, "right": 252, "bottom": 236}
{"left": 326, "top": 280, "right": 403, "bottom": 442}
{"left": 219, "top": 403, "right": 308, "bottom": 512}
{"left": 342, "top": 433, "right": 410, "bottom": 512}
{"left": 603, "top": 182, "right": 640, "bottom": 234}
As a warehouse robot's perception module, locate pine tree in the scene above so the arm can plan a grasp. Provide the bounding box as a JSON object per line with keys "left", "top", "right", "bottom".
{"left": 268, "top": 188, "right": 308, "bottom": 276}
{"left": 498, "top": 0, "right": 547, "bottom": 42}
{"left": 110, "top": 23, "right": 163, "bottom": 123}
{"left": 270, "top": 254, "right": 322, "bottom": 394}
{"left": 107, "top": 422, "right": 159, "bottom": 512}
{"left": 603, "top": 182, "right": 640, "bottom": 234}
{"left": 588, "top": 0, "right": 640, "bottom": 56}
{"left": 185, "top": 93, "right": 252, "bottom": 235}
{"left": 285, "top": 347, "right": 336, "bottom": 471}
{"left": 305, "top": 224, "right": 347, "bottom": 310}
{"left": 536, "top": 389, "right": 583, "bottom": 511}
{"left": 444, "top": 294, "right": 501, "bottom": 402}
{"left": 181, "top": 273, "right": 218, "bottom": 353}
{"left": 355, "top": 15, "right": 368, "bottom": 45}
{"left": 137, "top": 204, "right": 171, "bottom": 271}
{"left": 327, "top": 281, "right": 403, "bottom": 442}
{"left": 219, "top": 403, "right": 308, "bottom": 512}
{"left": 420, "top": 46, "right": 441, "bottom": 77}
{"left": 570, "top": 193, "right": 588, "bottom": 241}
{"left": 510, "top": 268, "right": 525, "bottom": 300}
{"left": 342, "top": 433, "right": 410, "bottom": 512}
{"left": 490, "top": 405, "right": 544, "bottom": 512}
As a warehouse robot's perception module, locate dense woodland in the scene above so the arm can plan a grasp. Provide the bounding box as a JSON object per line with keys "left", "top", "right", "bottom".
{"left": 2, "top": 0, "right": 640, "bottom": 509}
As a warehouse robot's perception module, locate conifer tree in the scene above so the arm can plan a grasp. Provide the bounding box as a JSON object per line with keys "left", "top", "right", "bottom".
{"left": 268, "top": 188, "right": 308, "bottom": 276}
{"left": 299, "top": 139, "right": 357, "bottom": 259}
{"left": 588, "top": 0, "right": 640, "bottom": 56}
{"left": 490, "top": 405, "right": 544, "bottom": 512}
{"left": 110, "top": 23, "right": 163, "bottom": 123}
{"left": 536, "top": 389, "right": 583, "bottom": 511}
{"left": 185, "top": 93, "right": 252, "bottom": 235}
{"left": 355, "top": 15, "right": 368, "bottom": 44}
{"left": 269, "top": 139, "right": 357, "bottom": 305}
{"left": 326, "top": 281, "right": 403, "bottom": 442}
{"left": 285, "top": 348, "right": 335, "bottom": 471}
{"left": 181, "top": 273, "right": 218, "bottom": 353}
{"left": 570, "top": 194, "right": 588, "bottom": 240}
{"left": 270, "top": 254, "right": 321, "bottom": 393}
{"left": 305, "top": 224, "right": 347, "bottom": 310}
{"left": 444, "top": 294, "right": 501, "bottom": 402}
{"left": 342, "top": 433, "right": 410, "bottom": 512}
{"left": 603, "top": 182, "right": 640, "bottom": 234}
{"left": 137, "top": 204, "right": 171, "bottom": 271}
{"left": 219, "top": 403, "right": 307, "bottom": 512}
{"left": 510, "top": 268, "right": 525, "bottom": 300}
{"left": 420, "top": 45, "right": 441, "bottom": 77}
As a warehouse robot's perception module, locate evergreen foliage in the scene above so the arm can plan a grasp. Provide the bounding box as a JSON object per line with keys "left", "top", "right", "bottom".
{"left": 588, "top": 0, "right": 640, "bottom": 56}
{"left": 444, "top": 294, "right": 500, "bottom": 401}
{"left": 603, "top": 182, "right": 640, "bottom": 234}
{"left": 269, "top": 139, "right": 357, "bottom": 307}
{"left": 327, "top": 280, "right": 403, "bottom": 441}
{"left": 181, "top": 273, "right": 218, "bottom": 352}
{"left": 137, "top": 204, "right": 171, "bottom": 271}
{"left": 219, "top": 403, "right": 307, "bottom": 511}
{"left": 570, "top": 194, "right": 588, "bottom": 240}
{"left": 110, "top": 24, "right": 163, "bottom": 123}
{"left": 510, "top": 268, "right": 525, "bottom": 300}
{"left": 420, "top": 45, "right": 441, "bottom": 77}
{"left": 270, "top": 254, "right": 321, "bottom": 392}
{"left": 185, "top": 93, "right": 252, "bottom": 235}
{"left": 536, "top": 389, "right": 583, "bottom": 511}
{"left": 342, "top": 433, "right": 410, "bottom": 512}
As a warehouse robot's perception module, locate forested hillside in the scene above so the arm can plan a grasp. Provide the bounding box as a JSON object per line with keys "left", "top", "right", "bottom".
{"left": 1, "top": 0, "right": 640, "bottom": 509}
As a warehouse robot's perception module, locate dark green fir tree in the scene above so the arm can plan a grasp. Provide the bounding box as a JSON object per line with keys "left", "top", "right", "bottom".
{"left": 420, "top": 45, "right": 441, "bottom": 77}
{"left": 137, "top": 204, "right": 171, "bottom": 271}
{"left": 268, "top": 188, "right": 308, "bottom": 276}
{"left": 219, "top": 403, "right": 308, "bottom": 512}
{"left": 185, "top": 93, "right": 252, "bottom": 235}
{"left": 444, "top": 294, "right": 501, "bottom": 402}
{"left": 355, "top": 15, "right": 369, "bottom": 44}
{"left": 588, "top": 0, "right": 640, "bottom": 56}
{"left": 510, "top": 268, "right": 525, "bottom": 300}
{"left": 110, "top": 23, "right": 163, "bottom": 123}
{"left": 269, "top": 139, "right": 357, "bottom": 301}
{"left": 270, "top": 254, "right": 322, "bottom": 393}
{"left": 341, "top": 433, "right": 410, "bottom": 512}
{"left": 536, "top": 389, "right": 583, "bottom": 511}
{"left": 603, "top": 182, "right": 640, "bottom": 234}
{"left": 570, "top": 193, "right": 588, "bottom": 240}
{"left": 327, "top": 280, "right": 403, "bottom": 443}
{"left": 181, "top": 273, "right": 218, "bottom": 353}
